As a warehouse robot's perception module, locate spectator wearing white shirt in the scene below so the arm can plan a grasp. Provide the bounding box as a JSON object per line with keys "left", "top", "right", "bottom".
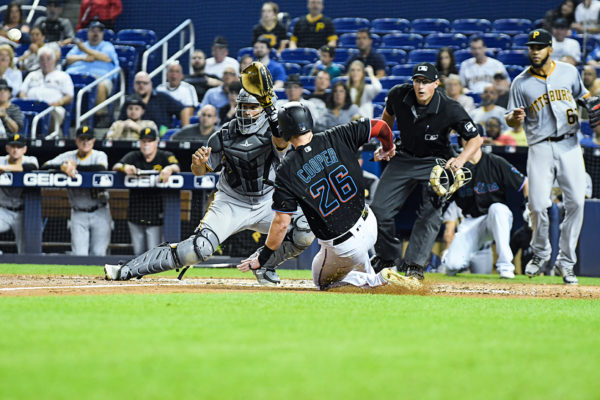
{"left": 551, "top": 18, "right": 581, "bottom": 63}
{"left": 204, "top": 36, "right": 240, "bottom": 79}
{"left": 157, "top": 62, "right": 196, "bottom": 126}
{"left": 347, "top": 60, "right": 382, "bottom": 119}
{"left": 0, "top": 44, "right": 22, "bottom": 97}
{"left": 470, "top": 84, "right": 509, "bottom": 131}
{"left": 572, "top": 0, "right": 600, "bottom": 34}
{"left": 459, "top": 37, "right": 509, "bottom": 94}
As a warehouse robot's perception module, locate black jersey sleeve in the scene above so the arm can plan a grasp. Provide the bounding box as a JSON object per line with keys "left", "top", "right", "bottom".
{"left": 449, "top": 101, "right": 479, "bottom": 140}
{"left": 272, "top": 170, "right": 298, "bottom": 214}
{"left": 495, "top": 155, "right": 526, "bottom": 192}
{"left": 326, "top": 118, "right": 371, "bottom": 151}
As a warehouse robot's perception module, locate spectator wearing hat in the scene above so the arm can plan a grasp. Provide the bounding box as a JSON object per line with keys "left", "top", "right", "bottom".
{"left": 106, "top": 94, "right": 157, "bottom": 140}
{"left": 20, "top": 45, "right": 73, "bottom": 128}
{"left": 65, "top": 19, "right": 119, "bottom": 125}
{"left": 0, "top": 79, "right": 23, "bottom": 138}
{"left": 113, "top": 127, "right": 180, "bottom": 255}
{"left": 119, "top": 71, "right": 188, "bottom": 135}
{"left": 170, "top": 104, "right": 218, "bottom": 143}
{"left": 289, "top": 0, "right": 337, "bottom": 49}
{"left": 345, "top": 28, "right": 386, "bottom": 79}
{"left": 77, "top": 0, "right": 122, "bottom": 30}
{"left": 200, "top": 66, "right": 240, "bottom": 111}
{"left": 33, "top": 0, "right": 74, "bottom": 45}
{"left": 205, "top": 36, "right": 240, "bottom": 80}
{"left": 42, "top": 126, "right": 111, "bottom": 256}
{"left": 253, "top": 35, "right": 286, "bottom": 89}
{"left": 0, "top": 133, "right": 39, "bottom": 254}
{"left": 184, "top": 50, "right": 221, "bottom": 103}
{"left": 493, "top": 72, "right": 510, "bottom": 108}
{"left": 551, "top": 18, "right": 581, "bottom": 63}
{"left": 309, "top": 45, "right": 342, "bottom": 79}
{"left": 276, "top": 74, "right": 318, "bottom": 120}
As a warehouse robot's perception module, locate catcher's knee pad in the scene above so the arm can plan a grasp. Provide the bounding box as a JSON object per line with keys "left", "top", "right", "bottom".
{"left": 175, "top": 227, "right": 220, "bottom": 267}
{"left": 255, "top": 215, "right": 315, "bottom": 269}
{"left": 290, "top": 214, "right": 314, "bottom": 248}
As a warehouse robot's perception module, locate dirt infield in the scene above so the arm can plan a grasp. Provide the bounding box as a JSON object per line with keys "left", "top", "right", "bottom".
{"left": 1, "top": 274, "right": 600, "bottom": 299}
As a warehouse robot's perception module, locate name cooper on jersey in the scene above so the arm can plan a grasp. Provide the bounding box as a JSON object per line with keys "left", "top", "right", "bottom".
{"left": 296, "top": 148, "right": 339, "bottom": 184}
{"left": 528, "top": 88, "right": 575, "bottom": 117}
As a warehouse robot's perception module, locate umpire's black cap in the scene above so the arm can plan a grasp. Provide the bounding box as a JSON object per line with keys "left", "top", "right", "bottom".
{"left": 525, "top": 29, "right": 552, "bottom": 47}
{"left": 412, "top": 62, "right": 439, "bottom": 81}
{"left": 76, "top": 125, "right": 94, "bottom": 139}
{"left": 277, "top": 102, "right": 313, "bottom": 141}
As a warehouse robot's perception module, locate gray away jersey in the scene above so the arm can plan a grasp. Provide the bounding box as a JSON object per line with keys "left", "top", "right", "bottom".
{"left": 507, "top": 61, "right": 588, "bottom": 145}
{"left": 0, "top": 155, "right": 39, "bottom": 208}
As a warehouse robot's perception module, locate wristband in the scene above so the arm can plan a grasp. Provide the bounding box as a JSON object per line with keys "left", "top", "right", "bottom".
{"left": 257, "top": 246, "right": 275, "bottom": 268}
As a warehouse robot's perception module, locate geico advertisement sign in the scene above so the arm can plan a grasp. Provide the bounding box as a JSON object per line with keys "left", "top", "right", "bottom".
{"left": 124, "top": 175, "right": 184, "bottom": 188}
{"left": 23, "top": 173, "right": 82, "bottom": 187}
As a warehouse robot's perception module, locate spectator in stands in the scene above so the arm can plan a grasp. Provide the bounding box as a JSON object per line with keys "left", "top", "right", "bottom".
{"left": 0, "top": 133, "right": 38, "bottom": 254}
{"left": 106, "top": 94, "right": 157, "bottom": 140}
{"left": 585, "top": 43, "right": 600, "bottom": 66}
{"left": 503, "top": 119, "right": 528, "bottom": 147}
{"left": 253, "top": 35, "right": 286, "bottom": 89}
{"left": 309, "top": 45, "right": 341, "bottom": 79}
{"left": 572, "top": 0, "right": 600, "bottom": 34}
{"left": 20, "top": 45, "right": 73, "bottom": 128}
{"left": 184, "top": 50, "right": 221, "bottom": 103}
{"left": 459, "top": 37, "right": 509, "bottom": 93}
{"left": 435, "top": 47, "right": 458, "bottom": 84}
{"left": 218, "top": 81, "right": 242, "bottom": 125}
{"left": 252, "top": 2, "right": 288, "bottom": 54}
{"left": 276, "top": 74, "right": 318, "bottom": 119}
{"left": 307, "top": 69, "right": 330, "bottom": 102}
{"left": 289, "top": 0, "right": 337, "bottom": 49}
{"left": 157, "top": 62, "right": 198, "bottom": 121}
{"left": 470, "top": 84, "right": 508, "bottom": 131}
{"left": 16, "top": 27, "right": 56, "bottom": 75}
{"left": 444, "top": 74, "right": 475, "bottom": 113}
{"left": 42, "top": 126, "right": 111, "bottom": 256}
{"left": 113, "top": 127, "right": 180, "bottom": 255}
{"left": 170, "top": 105, "right": 218, "bottom": 142}
{"left": 543, "top": 0, "right": 576, "bottom": 31}
{"left": 77, "top": 0, "right": 122, "bottom": 30}
{"left": 205, "top": 36, "right": 240, "bottom": 80}
{"left": 583, "top": 65, "right": 600, "bottom": 96}
{"left": 200, "top": 66, "right": 239, "bottom": 112}
{"left": 239, "top": 55, "right": 253, "bottom": 74}
{"left": 33, "top": 0, "right": 74, "bottom": 45}
{"left": 344, "top": 28, "right": 386, "bottom": 78}
{"left": 493, "top": 72, "right": 510, "bottom": 108}
{"left": 0, "top": 79, "right": 23, "bottom": 138}
{"left": 559, "top": 55, "right": 577, "bottom": 66}
{"left": 314, "top": 81, "right": 360, "bottom": 132}
{"left": 119, "top": 71, "right": 188, "bottom": 135}
{"left": 482, "top": 117, "right": 516, "bottom": 146}
{"left": 65, "top": 20, "right": 119, "bottom": 127}
{"left": 347, "top": 60, "right": 382, "bottom": 119}
{"left": 0, "top": 44, "right": 21, "bottom": 96}
{"left": 551, "top": 18, "right": 581, "bottom": 63}
{"left": 0, "top": 2, "right": 30, "bottom": 40}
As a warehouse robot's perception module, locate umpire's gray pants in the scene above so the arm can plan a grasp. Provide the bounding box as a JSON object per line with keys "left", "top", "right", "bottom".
{"left": 370, "top": 151, "right": 443, "bottom": 266}
{"left": 70, "top": 206, "right": 112, "bottom": 256}
{"left": 128, "top": 222, "right": 163, "bottom": 255}
{"left": 0, "top": 207, "right": 25, "bottom": 253}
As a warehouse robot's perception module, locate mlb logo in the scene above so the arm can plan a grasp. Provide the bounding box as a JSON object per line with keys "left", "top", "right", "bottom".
{"left": 194, "top": 175, "right": 216, "bottom": 189}
{"left": 92, "top": 174, "right": 114, "bottom": 187}
{"left": 418, "top": 65, "right": 428, "bottom": 72}
{"left": 0, "top": 172, "right": 13, "bottom": 186}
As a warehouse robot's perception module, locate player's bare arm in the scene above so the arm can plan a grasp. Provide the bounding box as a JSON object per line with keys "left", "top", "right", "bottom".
{"left": 60, "top": 159, "right": 78, "bottom": 178}
{"left": 506, "top": 106, "right": 526, "bottom": 128}
{"left": 191, "top": 146, "right": 211, "bottom": 176}
{"left": 159, "top": 163, "right": 180, "bottom": 182}
{"left": 237, "top": 212, "right": 292, "bottom": 272}
{"left": 113, "top": 162, "right": 138, "bottom": 175}
{"left": 446, "top": 135, "right": 483, "bottom": 171}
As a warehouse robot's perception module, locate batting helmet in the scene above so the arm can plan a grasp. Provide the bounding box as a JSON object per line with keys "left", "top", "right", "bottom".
{"left": 277, "top": 102, "right": 313, "bottom": 141}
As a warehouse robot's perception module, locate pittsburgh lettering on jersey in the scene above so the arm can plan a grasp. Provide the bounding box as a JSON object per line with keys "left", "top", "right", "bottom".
{"left": 528, "top": 89, "right": 574, "bottom": 117}
{"left": 296, "top": 148, "right": 339, "bottom": 184}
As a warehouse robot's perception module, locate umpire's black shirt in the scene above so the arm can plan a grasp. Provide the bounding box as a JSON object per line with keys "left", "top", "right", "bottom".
{"left": 386, "top": 84, "right": 478, "bottom": 159}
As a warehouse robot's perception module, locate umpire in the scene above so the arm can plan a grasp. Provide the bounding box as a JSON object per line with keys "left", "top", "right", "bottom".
{"left": 370, "top": 62, "right": 483, "bottom": 279}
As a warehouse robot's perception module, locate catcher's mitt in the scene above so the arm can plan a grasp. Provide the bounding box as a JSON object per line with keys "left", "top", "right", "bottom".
{"left": 241, "top": 61, "right": 275, "bottom": 109}
{"left": 429, "top": 159, "right": 472, "bottom": 202}
{"left": 578, "top": 96, "right": 600, "bottom": 128}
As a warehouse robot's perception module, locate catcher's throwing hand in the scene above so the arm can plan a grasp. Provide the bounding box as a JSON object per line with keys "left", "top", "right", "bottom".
{"left": 445, "top": 157, "right": 465, "bottom": 172}
{"left": 374, "top": 144, "right": 396, "bottom": 161}
{"left": 511, "top": 106, "right": 526, "bottom": 122}
{"left": 237, "top": 256, "right": 261, "bottom": 272}
{"left": 192, "top": 146, "right": 211, "bottom": 166}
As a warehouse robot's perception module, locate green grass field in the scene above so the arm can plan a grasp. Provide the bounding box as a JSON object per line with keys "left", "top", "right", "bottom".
{"left": 1, "top": 264, "right": 600, "bottom": 400}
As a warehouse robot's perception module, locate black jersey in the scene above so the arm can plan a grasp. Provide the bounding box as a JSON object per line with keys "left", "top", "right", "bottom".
{"left": 386, "top": 84, "right": 478, "bottom": 159}
{"left": 291, "top": 14, "right": 337, "bottom": 49}
{"left": 454, "top": 152, "right": 526, "bottom": 218}
{"left": 252, "top": 23, "right": 288, "bottom": 49}
{"left": 272, "top": 118, "right": 371, "bottom": 240}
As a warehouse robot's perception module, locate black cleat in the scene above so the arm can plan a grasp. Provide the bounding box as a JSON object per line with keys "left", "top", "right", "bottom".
{"left": 405, "top": 264, "right": 425, "bottom": 280}
{"left": 370, "top": 255, "right": 396, "bottom": 273}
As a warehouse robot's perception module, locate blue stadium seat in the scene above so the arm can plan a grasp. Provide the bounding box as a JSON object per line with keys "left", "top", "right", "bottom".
{"left": 454, "top": 48, "right": 495, "bottom": 64}
{"left": 288, "top": 17, "right": 301, "bottom": 34}
{"left": 190, "top": 116, "right": 199, "bottom": 124}
{"left": 505, "top": 64, "right": 524, "bottom": 80}
{"left": 280, "top": 48, "right": 319, "bottom": 65}
{"left": 300, "top": 75, "right": 316, "bottom": 91}
{"left": 331, "top": 76, "right": 348, "bottom": 85}
{"left": 76, "top": 28, "right": 115, "bottom": 42}
{"left": 114, "top": 45, "right": 138, "bottom": 92}
{"left": 11, "top": 99, "right": 52, "bottom": 138}
{"left": 115, "top": 29, "right": 157, "bottom": 71}
{"left": 381, "top": 33, "right": 423, "bottom": 50}
{"left": 332, "top": 48, "right": 358, "bottom": 64}
{"left": 424, "top": 33, "right": 468, "bottom": 49}
{"left": 512, "top": 33, "right": 529, "bottom": 48}
{"left": 478, "top": 33, "right": 512, "bottom": 50}
{"left": 372, "top": 103, "right": 385, "bottom": 118}
{"left": 492, "top": 19, "right": 532, "bottom": 35}
{"left": 371, "top": 18, "right": 411, "bottom": 34}
{"left": 466, "top": 92, "right": 481, "bottom": 106}
{"left": 338, "top": 32, "right": 381, "bottom": 48}
{"left": 377, "top": 48, "right": 407, "bottom": 66}
{"left": 391, "top": 64, "right": 415, "bottom": 76}
{"left": 573, "top": 34, "right": 599, "bottom": 52}
{"left": 407, "top": 49, "right": 438, "bottom": 63}
{"left": 274, "top": 88, "right": 286, "bottom": 100}
{"left": 533, "top": 18, "right": 545, "bottom": 29}
{"left": 14, "top": 43, "right": 28, "bottom": 57}
{"left": 333, "top": 17, "right": 370, "bottom": 34}
{"left": 411, "top": 18, "right": 451, "bottom": 35}
{"left": 161, "top": 129, "right": 179, "bottom": 141}
{"left": 497, "top": 50, "right": 529, "bottom": 66}
{"left": 451, "top": 19, "right": 492, "bottom": 35}
{"left": 380, "top": 76, "right": 410, "bottom": 89}
{"left": 283, "top": 62, "right": 301, "bottom": 75}
{"left": 581, "top": 120, "right": 593, "bottom": 137}
{"left": 68, "top": 73, "right": 97, "bottom": 127}
{"left": 373, "top": 89, "right": 389, "bottom": 103}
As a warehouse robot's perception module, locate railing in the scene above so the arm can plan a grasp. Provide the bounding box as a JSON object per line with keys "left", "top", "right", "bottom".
{"left": 74, "top": 67, "right": 126, "bottom": 130}
{"left": 141, "top": 19, "right": 195, "bottom": 83}
{"left": 0, "top": 2, "right": 46, "bottom": 25}
{"left": 31, "top": 105, "right": 59, "bottom": 139}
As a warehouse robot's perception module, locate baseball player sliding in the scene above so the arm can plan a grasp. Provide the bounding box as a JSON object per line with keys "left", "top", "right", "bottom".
{"left": 506, "top": 28, "right": 600, "bottom": 285}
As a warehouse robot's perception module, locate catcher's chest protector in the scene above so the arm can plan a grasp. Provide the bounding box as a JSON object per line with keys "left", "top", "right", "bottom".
{"left": 220, "top": 121, "right": 274, "bottom": 194}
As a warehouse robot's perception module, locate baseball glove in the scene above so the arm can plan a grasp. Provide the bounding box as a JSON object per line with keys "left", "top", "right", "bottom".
{"left": 578, "top": 96, "right": 600, "bottom": 128}
{"left": 429, "top": 159, "right": 472, "bottom": 202}
{"left": 241, "top": 61, "right": 275, "bottom": 109}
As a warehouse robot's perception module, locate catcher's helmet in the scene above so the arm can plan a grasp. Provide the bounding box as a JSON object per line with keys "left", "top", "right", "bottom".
{"left": 277, "top": 102, "right": 313, "bottom": 141}
{"left": 236, "top": 89, "right": 268, "bottom": 135}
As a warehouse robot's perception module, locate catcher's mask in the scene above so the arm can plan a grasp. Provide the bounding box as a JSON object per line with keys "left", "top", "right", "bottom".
{"left": 277, "top": 102, "right": 313, "bottom": 141}
{"left": 429, "top": 158, "right": 472, "bottom": 201}
{"left": 236, "top": 89, "right": 268, "bottom": 135}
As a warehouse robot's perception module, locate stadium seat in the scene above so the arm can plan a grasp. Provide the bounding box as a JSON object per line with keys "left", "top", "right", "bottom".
{"left": 288, "top": 16, "right": 301, "bottom": 34}
{"left": 331, "top": 76, "right": 349, "bottom": 85}
{"left": 573, "top": 34, "right": 599, "bottom": 52}
{"left": 274, "top": 88, "right": 286, "bottom": 100}
{"left": 497, "top": 50, "right": 529, "bottom": 66}
{"left": 377, "top": 48, "right": 407, "bottom": 66}
{"left": 492, "top": 19, "right": 532, "bottom": 35}
{"left": 14, "top": 43, "right": 28, "bottom": 57}
{"left": 407, "top": 49, "right": 438, "bottom": 63}
{"left": 451, "top": 19, "right": 492, "bottom": 35}
{"left": 300, "top": 75, "right": 316, "bottom": 91}
{"left": 11, "top": 99, "right": 52, "bottom": 138}
{"left": 333, "top": 17, "right": 370, "bottom": 34}
{"left": 161, "top": 129, "right": 179, "bottom": 141}
{"left": 114, "top": 45, "right": 138, "bottom": 92}
{"left": 512, "top": 33, "right": 529, "bottom": 48}
{"left": 533, "top": 18, "right": 545, "bottom": 29}
{"left": 391, "top": 64, "right": 415, "bottom": 76}
{"left": 371, "top": 18, "right": 411, "bottom": 34}
{"left": 373, "top": 89, "right": 389, "bottom": 103}
{"left": 76, "top": 28, "right": 115, "bottom": 42}
{"left": 372, "top": 103, "right": 385, "bottom": 118}
{"left": 424, "top": 33, "right": 468, "bottom": 49}
{"left": 381, "top": 33, "right": 423, "bottom": 50}
{"left": 115, "top": 29, "right": 157, "bottom": 70}
{"left": 332, "top": 48, "right": 358, "bottom": 64}
{"left": 379, "top": 76, "right": 410, "bottom": 89}
{"left": 505, "top": 64, "right": 524, "bottom": 80}
{"left": 338, "top": 32, "right": 381, "bottom": 48}
{"left": 581, "top": 120, "right": 593, "bottom": 137}
{"left": 411, "top": 18, "right": 451, "bottom": 35}
{"left": 189, "top": 116, "right": 199, "bottom": 124}
{"left": 280, "top": 48, "right": 319, "bottom": 65}
{"left": 454, "top": 48, "right": 495, "bottom": 64}
{"left": 478, "top": 33, "right": 512, "bottom": 50}
{"left": 68, "top": 73, "right": 98, "bottom": 127}
{"left": 283, "top": 62, "right": 301, "bottom": 75}
{"left": 466, "top": 92, "right": 481, "bottom": 106}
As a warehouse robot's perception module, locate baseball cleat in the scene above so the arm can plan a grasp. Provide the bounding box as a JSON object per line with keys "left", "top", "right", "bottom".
{"left": 370, "top": 256, "right": 396, "bottom": 273}
{"left": 381, "top": 268, "right": 422, "bottom": 290}
{"left": 499, "top": 270, "right": 515, "bottom": 279}
{"left": 555, "top": 264, "right": 578, "bottom": 285}
{"left": 104, "top": 264, "right": 121, "bottom": 281}
{"left": 525, "top": 255, "right": 548, "bottom": 277}
{"left": 253, "top": 267, "right": 280, "bottom": 286}
{"left": 405, "top": 264, "right": 425, "bottom": 280}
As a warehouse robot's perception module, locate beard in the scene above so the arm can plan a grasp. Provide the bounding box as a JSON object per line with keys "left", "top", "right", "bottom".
{"left": 530, "top": 53, "right": 550, "bottom": 69}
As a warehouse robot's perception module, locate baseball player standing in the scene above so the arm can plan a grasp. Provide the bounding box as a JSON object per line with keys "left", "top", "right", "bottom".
{"left": 42, "top": 126, "right": 111, "bottom": 256}
{"left": 506, "top": 28, "right": 593, "bottom": 285}
{"left": 237, "top": 102, "right": 420, "bottom": 291}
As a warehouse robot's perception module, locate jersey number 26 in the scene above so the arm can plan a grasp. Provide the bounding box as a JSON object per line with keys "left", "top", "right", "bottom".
{"left": 310, "top": 165, "right": 358, "bottom": 217}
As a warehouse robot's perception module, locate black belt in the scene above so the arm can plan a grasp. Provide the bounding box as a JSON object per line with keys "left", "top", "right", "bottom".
{"left": 546, "top": 133, "right": 575, "bottom": 142}
{"left": 332, "top": 208, "right": 369, "bottom": 245}
{"left": 73, "top": 204, "right": 106, "bottom": 213}
{"left": 2, "top": 205, "right": 23, "bottom": 212}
